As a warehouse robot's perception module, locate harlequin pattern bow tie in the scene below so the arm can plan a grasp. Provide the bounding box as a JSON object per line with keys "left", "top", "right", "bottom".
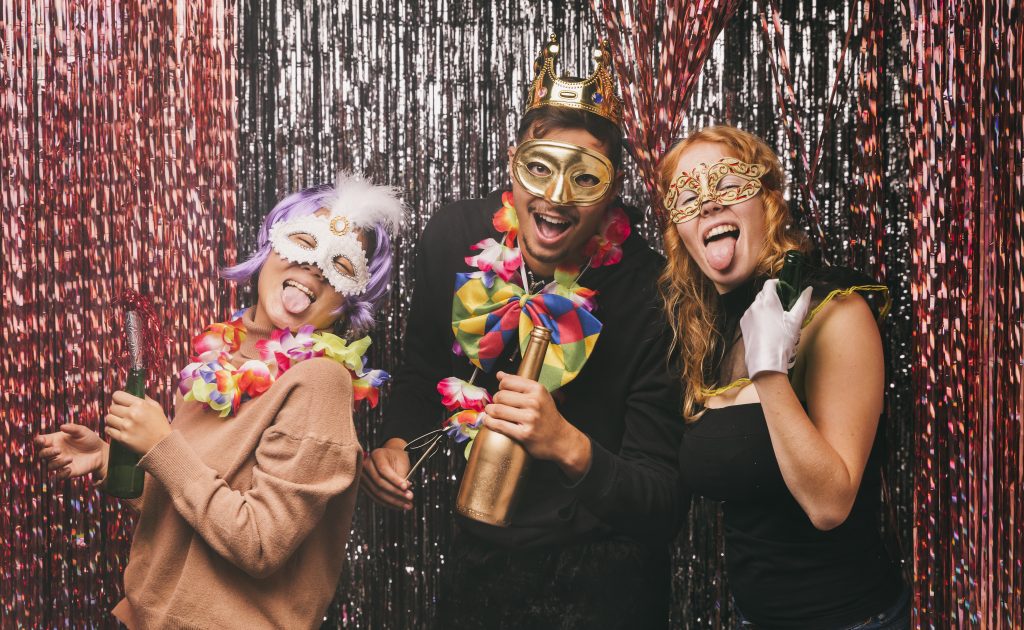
{"left": 451, "top": 272, "right": 601, "bottom": 391}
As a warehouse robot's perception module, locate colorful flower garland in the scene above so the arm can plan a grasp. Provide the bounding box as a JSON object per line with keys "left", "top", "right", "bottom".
{"left": 438, "top": 191, "right": 629, "bottom": 455}
{"left": 178, "top": 314, "right": 389, "bottom": 417}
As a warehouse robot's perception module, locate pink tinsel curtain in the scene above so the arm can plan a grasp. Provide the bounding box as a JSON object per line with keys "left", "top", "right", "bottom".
{"left": 1, "top": 1, "right": 236, "bottom": 625}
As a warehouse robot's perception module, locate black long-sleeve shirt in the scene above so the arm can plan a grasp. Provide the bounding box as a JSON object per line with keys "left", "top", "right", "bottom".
{"left": 381, "top": 190, "right": 686, "bottom": 548}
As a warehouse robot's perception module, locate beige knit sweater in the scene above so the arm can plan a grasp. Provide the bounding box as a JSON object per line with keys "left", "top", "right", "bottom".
{"left": 111, "top": 312, "right": 363, "bottom": 629}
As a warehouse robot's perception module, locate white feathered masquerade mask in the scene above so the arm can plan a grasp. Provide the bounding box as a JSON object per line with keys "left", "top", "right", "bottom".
{"left": 269, "top": 172, "right": 403, "bottom": 295}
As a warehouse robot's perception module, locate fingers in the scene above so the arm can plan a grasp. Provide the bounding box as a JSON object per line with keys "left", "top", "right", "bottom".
{"left": 360, "top": 473, "right": 411, "bottom": 511}
{"left": 108, "top": 403, "right": 132, "bottom": 418}
{"left": 361, "top": 451, "right": 413, "bottom": 510}
{"left": 374, "top": 452, "right": 411, "bottom": 491}
{"left": 491, "top": 389, "right": 536, "bottom": 409}
{"left": 485, "top": 402, "right": 533, "bottom": 425}
{"left": 793, "top": 286, "right": 814, "bottom": 317}
{"left": 60, "top": 424, "right": 89, "bottom": 437}
{"left": 46, "top": 455, "right": 73, "bottom": 472}
{"left": 104, "top": 414, "right": 125, "bottom": 432}
{"left": 482, "top": 415, "right": 524, "bottom": 441}
{"left": 495, "top": 372, "right": 542, "bottom": 394}
{"left": 111, "top": 390, "right": 142, "bottom": 406}
{"left": 37, "top": 446, "right": 64, "bottom": 460}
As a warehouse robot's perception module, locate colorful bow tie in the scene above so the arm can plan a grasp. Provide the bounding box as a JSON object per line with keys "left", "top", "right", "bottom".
{"left": 451, "top": 273, "right": 602, "bottom": 391}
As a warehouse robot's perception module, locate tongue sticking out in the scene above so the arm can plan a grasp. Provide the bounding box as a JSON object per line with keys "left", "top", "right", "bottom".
{"left": 705, "top": 236, "right": 737, "bottom": 271}
{"left": 282, "top": 285, "right": 313, "bottom": 314}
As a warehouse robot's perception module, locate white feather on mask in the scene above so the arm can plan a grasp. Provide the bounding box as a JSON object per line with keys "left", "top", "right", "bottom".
{"left": 325, "top": 171, "right": 404, "bottom": 235}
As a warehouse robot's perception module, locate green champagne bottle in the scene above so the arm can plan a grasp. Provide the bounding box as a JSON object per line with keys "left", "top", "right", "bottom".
{"left": 776, "top": 250, "right": 807, "bottom": 311}
{"left": 104, "top": 310, "right": 146, "bottom": 499}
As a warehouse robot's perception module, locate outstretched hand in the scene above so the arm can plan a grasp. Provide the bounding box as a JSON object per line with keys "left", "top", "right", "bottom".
{"left": 34, "top": 424, "right": 108, "bottom": 480}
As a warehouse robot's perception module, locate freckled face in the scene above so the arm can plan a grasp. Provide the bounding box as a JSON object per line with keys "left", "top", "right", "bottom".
{"left": 669, "top": 142, "right": 768, "bottom": 293}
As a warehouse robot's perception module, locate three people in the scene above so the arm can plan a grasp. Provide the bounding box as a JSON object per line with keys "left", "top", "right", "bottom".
{"left": 660, "top": 125, "right": 908, "bottom": 627}
{"left": 36, "top": 38, "right": 908, "bottom": 630}
{"left": 36, "top": 174, "right": 403, "bottom": 628}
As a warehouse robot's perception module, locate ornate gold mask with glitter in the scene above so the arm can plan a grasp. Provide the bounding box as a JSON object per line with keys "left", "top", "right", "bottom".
{"left": 663, "top": 158, "right": 768, "bottom": 224}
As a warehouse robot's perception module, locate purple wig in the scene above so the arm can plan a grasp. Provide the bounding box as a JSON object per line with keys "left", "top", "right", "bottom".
{"left": 221, "top": 183, "right": 396, "bottom": 337}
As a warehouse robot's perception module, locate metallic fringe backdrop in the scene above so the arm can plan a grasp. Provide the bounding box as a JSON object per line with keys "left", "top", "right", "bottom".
{"left": 904, "top": 0, "right": 1024, "bottom": 625}
{"left": 2, "top": 0, "right": 1022, "bottom": 628}
{"left": 1, "top": 0, "right": 237, "bottom": 626}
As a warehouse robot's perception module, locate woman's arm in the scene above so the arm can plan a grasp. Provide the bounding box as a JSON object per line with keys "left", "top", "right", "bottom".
{"left": 753, "top": 293, "right": 884, "bottom": 530}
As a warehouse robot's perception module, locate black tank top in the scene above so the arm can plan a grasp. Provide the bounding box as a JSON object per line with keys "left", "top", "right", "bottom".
{"left": 680, "top": 270, "right": 902, "bottom": 628}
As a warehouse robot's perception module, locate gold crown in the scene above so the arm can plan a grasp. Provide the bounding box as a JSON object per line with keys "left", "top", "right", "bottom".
{"left": 526, "top": 34, "right": 623, "bottom": 126}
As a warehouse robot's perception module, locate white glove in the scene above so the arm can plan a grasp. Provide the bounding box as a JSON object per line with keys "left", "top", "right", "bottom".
{"left": 739, "top": 279, "right": 813, "bottom": 379}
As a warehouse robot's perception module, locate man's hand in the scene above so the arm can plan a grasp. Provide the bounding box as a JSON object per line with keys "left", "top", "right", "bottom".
{"left": 484, "top": 371, "right": 592, "bottom": 481}
{"left": 104, "top": 391, "right": 172, "bottom": 456}
{"left": 34, "top": 424, "right": 109, "bottom": 480}
{"left": 362, "top": 438, "right": 414, "bottom": 510}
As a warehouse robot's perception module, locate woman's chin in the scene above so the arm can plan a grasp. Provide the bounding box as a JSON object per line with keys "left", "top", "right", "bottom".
{"left": 262, "top": 303, "right": 305, "bottom": 330}
{"left": 705, "top": 261, "right": 755, "bottom": 293}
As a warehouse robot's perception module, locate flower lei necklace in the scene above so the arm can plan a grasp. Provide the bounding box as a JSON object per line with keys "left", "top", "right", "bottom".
{"left": 415, "top": 191, "right": 629, "bottom": 460}
{"left": 178, "top": 313, "right": 389, "bottom": 417}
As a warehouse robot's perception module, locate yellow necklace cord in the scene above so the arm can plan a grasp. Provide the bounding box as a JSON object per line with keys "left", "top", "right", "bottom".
{"left": 701, "top": 378, "right": 751, "bottom": 397}
{"left": 702, "top": 284, "right": 892, "bottom": 398}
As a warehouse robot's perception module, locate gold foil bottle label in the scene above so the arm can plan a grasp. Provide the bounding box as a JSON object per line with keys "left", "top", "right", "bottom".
{"left": 456, "top": 327, "right": 551, "bottom": 526}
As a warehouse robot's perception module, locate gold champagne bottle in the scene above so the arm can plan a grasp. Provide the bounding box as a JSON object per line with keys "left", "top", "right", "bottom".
{"left": 456, "top": 326, "right": 551, "bottom": 526}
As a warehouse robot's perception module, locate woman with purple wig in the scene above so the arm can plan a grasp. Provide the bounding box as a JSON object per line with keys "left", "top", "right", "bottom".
{"left": 35, "top": 173, "right": 403, "bottom": 629}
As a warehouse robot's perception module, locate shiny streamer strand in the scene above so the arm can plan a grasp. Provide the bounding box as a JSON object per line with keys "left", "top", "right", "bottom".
{"left": 591, "top": 0, "right": 740, "bottom": 223}
{"left": 758, "top": 0, "right": 858, "bottom": 262}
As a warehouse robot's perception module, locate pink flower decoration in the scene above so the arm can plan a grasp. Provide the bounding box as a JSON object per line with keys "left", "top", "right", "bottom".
{"left": 465, "top": 238, "right": 522, "bottom": 281}
{"left": 584, "top": 206, "right": 631, "bottom": 267}
{"left": 256, "top": 325, "right": 321, "bottom": 375}
{"left": 191, "top": 318, "right": 245, "bottom": 363}
{"left": 436, "top": 377, "right": 492, "bottom": 412}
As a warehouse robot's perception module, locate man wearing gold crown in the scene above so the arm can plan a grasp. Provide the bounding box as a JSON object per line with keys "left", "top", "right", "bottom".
{"left": 364, "top": 36, "right": 685, "bottom": 628}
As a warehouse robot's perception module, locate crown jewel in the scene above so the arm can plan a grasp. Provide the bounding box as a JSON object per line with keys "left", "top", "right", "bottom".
{"left": 526, "top": 34, "right": 623, "bottom": 126}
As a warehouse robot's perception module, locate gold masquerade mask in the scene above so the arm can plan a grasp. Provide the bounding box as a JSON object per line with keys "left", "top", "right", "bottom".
{"left": 663, "top": 157, "right": 768, "bottom": 224}
{"left": 512, "top": 139, "right": 615, "bottom": 206}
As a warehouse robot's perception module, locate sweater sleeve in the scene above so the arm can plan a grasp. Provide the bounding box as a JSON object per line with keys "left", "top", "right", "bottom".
{"left": 138, "top": 360, "right": 362, "bottom": 578}
{"left": 378, "top": 205, "right": 462, "bottom": 444}
{"left": 569, "top": 308, "right": 689, "bottom": 542}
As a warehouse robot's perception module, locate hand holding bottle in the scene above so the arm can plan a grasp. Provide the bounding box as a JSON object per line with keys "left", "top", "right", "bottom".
{"left": 34, "top": 424, "right": 108, "bottom": 480}
{"left": 740, "top": 279, "right": 813, "bottom": 379}
{"left": 104, "top": 391, "right": 172, "bottom": 456}
{"left": 485, "top": 371, "right": 589, "bottom": 474}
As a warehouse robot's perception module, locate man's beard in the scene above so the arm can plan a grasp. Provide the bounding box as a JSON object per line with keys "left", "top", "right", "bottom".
{"left": 521, "top": 201, "right": 584, "bottom": 265}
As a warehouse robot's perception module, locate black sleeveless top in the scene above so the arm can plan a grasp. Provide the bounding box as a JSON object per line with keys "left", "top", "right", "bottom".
{"left": 679, "top": 271, "right": 902, "bottom": 628}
